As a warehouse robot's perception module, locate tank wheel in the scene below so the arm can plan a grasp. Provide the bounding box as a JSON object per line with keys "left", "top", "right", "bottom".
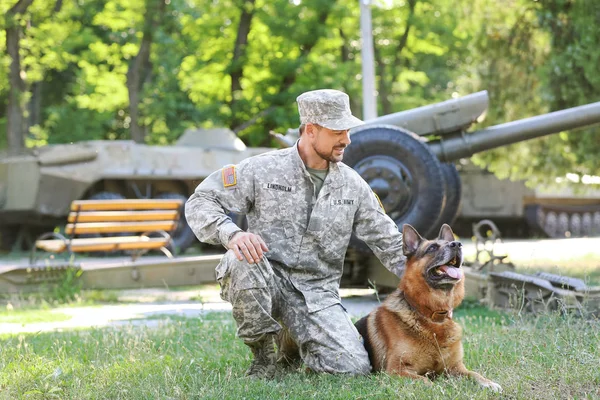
{"left": 593, "top": 212, "right": 600, "bottom": 236}
{"left": 343, "top": 125, "right": 445, "bottom": 236}
{"left": 569, "top": 213, "right": 582, "bottom": 237}
{"left": 155, "top": 192, "right": 197, "bottom": 253}
{"left": 543, "top": 211, "right": 558, "bottom": 238}
{"left": 582, "top": 213, "right": 592, "bottom": 237}
{"left": 558, "top": 212, "right": 569, "bottom": 237}
{"left": 425, "top": 162, "right": 462, "bottom": 238}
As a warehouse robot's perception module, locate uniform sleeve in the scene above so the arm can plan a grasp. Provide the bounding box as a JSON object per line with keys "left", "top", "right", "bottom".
{"left": 185, "top": 160, "right": 255, "bottom": 247}
{"left": 352, "top": 182, "right": 406, "bottom": 277}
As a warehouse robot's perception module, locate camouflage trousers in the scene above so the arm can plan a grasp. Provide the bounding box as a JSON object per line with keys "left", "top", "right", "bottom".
{"left": 216, "top": 250, "right": 371, "bottom": 375}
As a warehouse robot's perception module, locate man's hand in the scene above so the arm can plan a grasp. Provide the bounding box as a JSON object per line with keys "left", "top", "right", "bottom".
{"left": 228, "top": 231, "right": 269, "bottom": 264}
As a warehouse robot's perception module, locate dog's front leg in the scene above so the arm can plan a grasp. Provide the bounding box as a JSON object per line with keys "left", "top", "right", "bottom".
{"left": 446, "top": 363, "right": 502, "bottom": 392}
{"left": 386, "top": 357, "right": 432, "bottom": 385}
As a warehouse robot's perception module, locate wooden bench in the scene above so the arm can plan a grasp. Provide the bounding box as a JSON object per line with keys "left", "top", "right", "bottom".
{"left": 30, "top": 199, "right": 183, "bottom": 264}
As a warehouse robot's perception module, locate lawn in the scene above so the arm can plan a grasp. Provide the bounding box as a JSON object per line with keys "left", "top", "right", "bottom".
{"left": 0, "top": 304, "right": 598, "bottom": 399}
{"left": 0, "top": 240, "right": 599, "bottom": 399}
{"left": 0, "top": 308, "right": 71, "bottom": 324}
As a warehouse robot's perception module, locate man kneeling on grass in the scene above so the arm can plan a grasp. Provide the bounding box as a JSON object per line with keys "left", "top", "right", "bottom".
{"left": 185, "top": 89, "right": 406, "bottom": 379}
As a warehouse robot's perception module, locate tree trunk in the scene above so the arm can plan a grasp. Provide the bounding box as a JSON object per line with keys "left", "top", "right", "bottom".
{"left": 27, "top": 81, "right": 42, "bottom": 132}
{"left": 127, "top": 0, "right": 166, "bottom": 143}
{"left": 374, "top": 44, "right": 391, "bottom": 116}
{"left": 232, "top": 4, "right": 333, "bottom": 134}
{"left": 376, "top": 0, "right": 415, "bottom": 116}
{"left": 24, "top": 0, "right": 63, "bottom": 138}
{"left": 5, "top": 0, "right": 34, "bottom": 153}
{"left": 229, "top": 0, "right": 256, "bottom": 128}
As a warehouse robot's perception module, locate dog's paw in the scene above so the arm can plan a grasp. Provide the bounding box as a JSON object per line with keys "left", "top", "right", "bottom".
{"left": 480, "top": 380, "right": 503, "bottom": 393}
{"left": 420, "top": 377, "right": 434, "bottom": 386}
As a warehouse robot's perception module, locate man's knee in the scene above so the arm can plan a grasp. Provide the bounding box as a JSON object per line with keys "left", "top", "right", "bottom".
{"left": 222, "top": 251, "right": 274, "bottom": 291}
{"left": 333, "top": 353, "right": 371, "bottom": 376}
{"left": 352, "top": 355, "right": 372, "bottom": 375}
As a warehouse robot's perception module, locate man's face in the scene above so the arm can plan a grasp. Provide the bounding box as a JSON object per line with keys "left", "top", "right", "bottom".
{"left": 308, "top": 124, "right": 351, "bottom": 163}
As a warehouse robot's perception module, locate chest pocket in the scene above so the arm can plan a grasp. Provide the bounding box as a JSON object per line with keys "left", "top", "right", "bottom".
{"left": 257, "top": 183, "right": 296, "bottom": 217}
{"left": 311, "top": 195, "right": 358, "bottom": 263}
{"left": 255, "top": 181, "right": 301, "bottom": 239}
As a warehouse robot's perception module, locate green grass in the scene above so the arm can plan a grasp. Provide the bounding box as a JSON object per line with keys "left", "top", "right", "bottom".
{"left": 0, "top": 308, "right": 71, "bottom": 324}
{"left": 0, "top": 305, "right": 598, "bottom": 399}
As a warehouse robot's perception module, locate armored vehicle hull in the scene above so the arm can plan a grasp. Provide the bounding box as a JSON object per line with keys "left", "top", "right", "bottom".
{"left": 454, "top": 163, "right": 600, "bottom": 238}
{"left": 0, "top": 129, "right": 270, "bottom": 251}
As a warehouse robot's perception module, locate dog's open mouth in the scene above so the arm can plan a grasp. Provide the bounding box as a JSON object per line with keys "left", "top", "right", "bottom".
{"left": 429, "top": 255, "right": 463, "bottom": 281}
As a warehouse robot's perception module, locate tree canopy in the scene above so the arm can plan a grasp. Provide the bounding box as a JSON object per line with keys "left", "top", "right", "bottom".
{"left": 1, "top": 0, "right": 599, "bottom": 184}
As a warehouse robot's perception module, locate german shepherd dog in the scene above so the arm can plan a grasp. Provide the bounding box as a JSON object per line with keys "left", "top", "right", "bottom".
{"left": 355, "top": 224, "right": 502, "bottom": 392}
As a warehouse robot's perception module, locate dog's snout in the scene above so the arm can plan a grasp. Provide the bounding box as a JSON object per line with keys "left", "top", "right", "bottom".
{"left": 449, "top": 241, "right": 462, "bottom": 248}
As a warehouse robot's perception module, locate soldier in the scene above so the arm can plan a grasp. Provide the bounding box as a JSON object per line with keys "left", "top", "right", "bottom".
{"left": 185, "top": 89, "right": 405, "bottom": 379}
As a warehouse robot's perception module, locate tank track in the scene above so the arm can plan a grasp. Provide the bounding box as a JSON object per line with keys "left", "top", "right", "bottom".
{"left": 525, "top": 204, "right": 600, "bottom": 238}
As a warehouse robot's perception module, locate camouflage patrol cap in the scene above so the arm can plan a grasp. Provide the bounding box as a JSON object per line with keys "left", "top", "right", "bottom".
{"left": 297, "top": 89, "right": 364, "bottom": 130}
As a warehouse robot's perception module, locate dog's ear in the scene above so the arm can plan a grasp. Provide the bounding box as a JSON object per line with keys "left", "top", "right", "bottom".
{"left": 438, "top": 224, "right": 455, "bottom": 242}
{"left": 402, "top": 224, "right": 423, "bottom": 256}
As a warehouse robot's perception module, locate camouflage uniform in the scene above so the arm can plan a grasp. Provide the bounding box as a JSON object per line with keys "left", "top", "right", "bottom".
{"left": 185, "top": 89, "right": 406, "bottom": 376}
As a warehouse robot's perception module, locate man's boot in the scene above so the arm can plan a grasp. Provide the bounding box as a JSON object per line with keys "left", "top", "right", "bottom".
{"left": 245, "top": 334, "right": 277, "bottom": 379}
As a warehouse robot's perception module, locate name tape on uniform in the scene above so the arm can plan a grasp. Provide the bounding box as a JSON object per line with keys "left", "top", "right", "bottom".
{"left": 263, "top": 183, "right": 296, "bottom": 193}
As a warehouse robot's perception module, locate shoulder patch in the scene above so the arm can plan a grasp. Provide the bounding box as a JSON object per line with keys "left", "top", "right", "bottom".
{"left": 222, "top": 165, "right": 237, "bottom": 188}
{"left": 373, "top": 192, "right": 385, "bottom": 213}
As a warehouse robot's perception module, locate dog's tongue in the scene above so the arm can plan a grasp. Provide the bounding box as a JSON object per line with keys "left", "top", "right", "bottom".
{"left": 440, "top": 265, "right": 462, "bottom": 280}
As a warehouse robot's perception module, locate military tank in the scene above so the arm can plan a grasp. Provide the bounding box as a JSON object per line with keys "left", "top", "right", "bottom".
{"left": 2, "top": 91, "right": 600, "bottom": 252}
{"left": 0, "top": 128, "right": 271, "bottom": 251}
{"left": 455, "top": 163, "right": 600, "bottom": 238}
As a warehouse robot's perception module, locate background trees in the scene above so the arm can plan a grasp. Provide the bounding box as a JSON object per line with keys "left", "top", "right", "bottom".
{"left": 1, "top": 0, "right": 599, "bottom": 183}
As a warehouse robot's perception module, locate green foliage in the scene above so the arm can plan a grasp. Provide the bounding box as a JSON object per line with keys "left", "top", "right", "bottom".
{"left": 1, "top": 0, "right": 599, "bottom": 182}
{"left": 41, "top": 266, "right": 84, "bottom": 304}
{"left": 468, "top": 0, "right": 600, "bottom": 186}
{"left": 0, "top": 308, "right": 71, "bottom": 324}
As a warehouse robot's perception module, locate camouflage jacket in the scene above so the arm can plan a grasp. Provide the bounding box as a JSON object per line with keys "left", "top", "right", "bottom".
{"left": 185, "top": 143, "right": 405, "bottom": 312}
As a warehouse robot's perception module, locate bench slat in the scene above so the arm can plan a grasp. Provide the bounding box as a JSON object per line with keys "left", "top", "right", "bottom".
{"left": 65, "top": 221, "right": 177, "bottom": 235}
{"left": 70, "top": 199, "right": 183, "bottom": 211}
{"left": 36, "top": 236, "right": 170, "bottom": 253}
{"left": 34, "top": 198, "right": 182, "bottom": 260}
{"left": 68, "top": 210, "right": 179, "bottom": 223}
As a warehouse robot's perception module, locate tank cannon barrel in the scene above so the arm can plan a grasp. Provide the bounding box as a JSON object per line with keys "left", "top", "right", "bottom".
{"left": 429, "top": 100, "right": 600, "bottom": 162}
{"left": 365, "top": 91, "right": 489, "bottom": 136}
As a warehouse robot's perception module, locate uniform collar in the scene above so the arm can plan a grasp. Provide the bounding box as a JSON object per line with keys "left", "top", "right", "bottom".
{"left": 292, "top": 140, "right": 344, "bottom": 189}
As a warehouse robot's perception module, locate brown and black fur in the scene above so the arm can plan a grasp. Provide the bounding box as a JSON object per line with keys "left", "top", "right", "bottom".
{"left": 355, "top": 224, "right": 502, "bottom": 392}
